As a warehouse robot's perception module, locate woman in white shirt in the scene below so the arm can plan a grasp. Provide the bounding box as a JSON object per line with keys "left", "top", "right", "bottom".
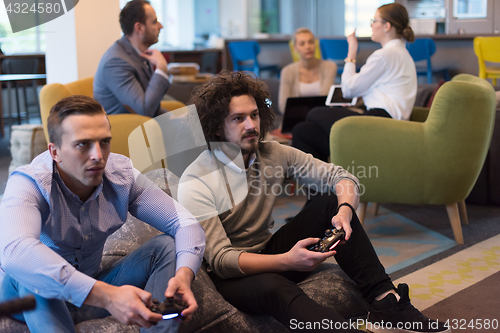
{"left": 278, "top": 28, "right": 337, "bottom": 114}
{"left": 292, "top": 3, "right": 417, "bottom": 162}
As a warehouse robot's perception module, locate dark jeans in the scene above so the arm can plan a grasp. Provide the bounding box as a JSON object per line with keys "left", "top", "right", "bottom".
{"left": 292, "top": 106, "right": 392, "bottom": 161}
{"left": 209, "top": 194, "right": 393, "bottom": 332}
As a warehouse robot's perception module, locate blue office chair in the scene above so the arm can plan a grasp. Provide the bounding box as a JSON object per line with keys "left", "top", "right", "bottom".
{"left": 319, "top": 39, "right": 359, "bottom": 75}
{"left": 227, "top": 41, "right": 280, "bottom": 77}
{"left": 406, "top": 38, "right": 450, "bottom": 84}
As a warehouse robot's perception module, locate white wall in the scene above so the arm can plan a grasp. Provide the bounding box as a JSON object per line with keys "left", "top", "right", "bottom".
{"left": 45, "top": 8, "right": 78, "bottom": 84}
{"left": 45, "top": 0, "right": 121, "bottom": 84}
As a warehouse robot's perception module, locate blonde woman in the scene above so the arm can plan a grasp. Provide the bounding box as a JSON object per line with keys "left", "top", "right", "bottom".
{"left": 278, "top": 28, "right": 337, "bottom": 114}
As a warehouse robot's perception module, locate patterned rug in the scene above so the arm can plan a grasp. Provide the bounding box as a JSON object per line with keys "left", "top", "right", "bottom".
{"left": 361, "top": 205, "right": 456, "bottom": 274}
{"left": 272, "top": 197, "right": 456, "bottom": 274}
{"left": 395, "top": 233, "right": 500, "bottom": 310}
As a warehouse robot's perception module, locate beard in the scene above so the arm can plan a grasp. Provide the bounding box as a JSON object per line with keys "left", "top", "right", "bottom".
{"left": 240, "top": 145, "right": 257, "bottom": 156}
{"left": 240, "top": 137, "right": 259, "bottom": 156}
{"left": 219, "top": 130, "right": 260, "bottom": 156}
{"left": 142, "top": 31, "right": 159, "bottom": 47}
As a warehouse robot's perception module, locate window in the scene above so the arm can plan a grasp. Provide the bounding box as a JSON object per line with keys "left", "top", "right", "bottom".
{"left": 266, "top": 0, "right": 394, "bottom": 38}
{"left": 0, "top": 2, "right": 45, "bottom": 54}
{"left": 194, "top": 0, "right": 219, "bottom": 47}
{"left": 453, "top": 0, "right": 487, "bottom": 19}
{"left": 345, "top": 0, "right": 393, "bottom": 37}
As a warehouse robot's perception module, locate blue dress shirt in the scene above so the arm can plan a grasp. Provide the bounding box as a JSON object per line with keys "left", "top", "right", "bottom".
{"left": 0, "top": 151, "right": 205, "bottom": 307}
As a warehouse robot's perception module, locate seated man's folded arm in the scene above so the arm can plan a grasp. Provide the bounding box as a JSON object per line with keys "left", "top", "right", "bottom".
{"left": 104, "top": 57, "right": 170, "bottom": 117}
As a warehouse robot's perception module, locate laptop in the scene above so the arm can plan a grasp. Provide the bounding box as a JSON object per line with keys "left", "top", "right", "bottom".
{"left": 281, "top": 96, "right": 327, "bottom": 134}
{"left": 281, "top": 86, "right": 359, "bottom": 134}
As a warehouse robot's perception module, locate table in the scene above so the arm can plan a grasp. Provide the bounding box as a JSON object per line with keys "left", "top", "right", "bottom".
{"left": 0, "top": 74, "right": 46, "bottom": 137}
{"left": 170, "top": 73, "right": 213, "bottom": 83}
{"left": 161, "top": 48, "right": 222, "bottom": 73}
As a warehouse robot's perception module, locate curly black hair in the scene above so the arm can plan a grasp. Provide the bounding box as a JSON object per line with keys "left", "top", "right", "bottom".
{"left": 189, "top": 71, "right": 275, "bottom": 148}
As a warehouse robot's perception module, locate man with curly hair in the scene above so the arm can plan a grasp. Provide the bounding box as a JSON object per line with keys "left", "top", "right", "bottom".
{"left": 177, "top": 71, "right": 449, "bottom": 333}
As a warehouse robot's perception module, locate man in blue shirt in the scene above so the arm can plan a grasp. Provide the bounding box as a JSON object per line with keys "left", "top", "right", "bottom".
{"left": 0, "top": 95, "right": 205, "bottom": 332}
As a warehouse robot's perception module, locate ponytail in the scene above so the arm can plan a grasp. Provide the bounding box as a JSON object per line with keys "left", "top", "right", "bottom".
{"left": 401, "top": 26, "right": 415, "bottom": 42}
{"left": 378, "top": 3, "right": 414, "bottom": 42}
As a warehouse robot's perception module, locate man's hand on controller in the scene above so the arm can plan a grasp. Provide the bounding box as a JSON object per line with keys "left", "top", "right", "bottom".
{"left": 164, "top": 267, "right": 198, "bottom": 322}
{"left": 331, "top": 205, "right": 353, "bottom": 241}
{"left": 85, "top": 282, "right": 163, "bottom": 328}
{"left": 140, "top": 49, "right": 168, "bottom": 74}
{"left": 283, "top": 238, "right": 336, "bottom": 271}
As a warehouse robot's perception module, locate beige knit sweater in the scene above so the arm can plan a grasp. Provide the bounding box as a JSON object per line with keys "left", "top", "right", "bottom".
{"left": 178, "top": 141, "right": 358, "bottom": 279}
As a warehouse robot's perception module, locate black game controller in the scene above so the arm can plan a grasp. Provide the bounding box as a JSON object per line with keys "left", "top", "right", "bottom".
{"left": 308, "top": 228, "right": 346, "bottom": 252}
{"left": 149, "top": 297, "right": 188, "bottom": 320}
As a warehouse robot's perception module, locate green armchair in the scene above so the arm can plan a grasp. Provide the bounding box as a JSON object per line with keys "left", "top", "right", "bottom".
{"left": 329, "top": 74, "right": 496, "bottom": 244}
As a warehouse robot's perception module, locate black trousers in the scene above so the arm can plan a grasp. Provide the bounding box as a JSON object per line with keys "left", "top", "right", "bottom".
{"left": 292, "top": 106, "right": 392, "bottom": 162}
{"left": 209, "top": 194, "right": 394, "bottom": 332}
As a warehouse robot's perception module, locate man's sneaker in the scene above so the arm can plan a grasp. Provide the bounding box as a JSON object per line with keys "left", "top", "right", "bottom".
{"left": 367, "top": 283, "right": 451, "bottom": 333}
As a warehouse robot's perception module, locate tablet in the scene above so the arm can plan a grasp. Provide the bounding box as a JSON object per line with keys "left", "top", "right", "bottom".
{"left": 325, "top": 85, "right": 357, "bottom": 107}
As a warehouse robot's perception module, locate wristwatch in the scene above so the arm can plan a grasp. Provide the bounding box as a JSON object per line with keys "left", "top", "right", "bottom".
{"left": 344, "top": 58, "right": 356, "bottom": 63}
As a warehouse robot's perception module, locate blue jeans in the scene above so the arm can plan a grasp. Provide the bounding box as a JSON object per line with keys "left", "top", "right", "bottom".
{"left": 0, "top": 234, "right": 179, "bottom": 333}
